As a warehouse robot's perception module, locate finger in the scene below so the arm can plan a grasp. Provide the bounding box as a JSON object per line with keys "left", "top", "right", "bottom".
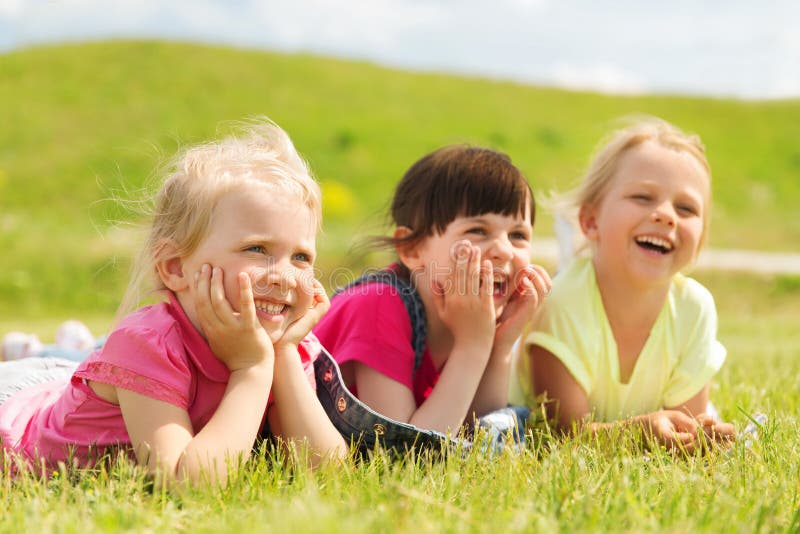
{"left": 706, "top": 422, "right": 736, "bottom": 442}
{"left": 194, "top": 264, "right": 218, "bottom": 324}
{"left": 430, "top": 279, "right": 446, "bottom": 314}
{"left": 210, "top": 266, "right": 235, "bottom": 322}
{"left": 528, "top": 264, "right": 552, "bottom": 287}
{"left": 238, "top": 272, "right": 257, "bottom": 326}
{"left": 480, "top": 258, "right": 493, "bottom": 300}
{"left": 467, "top": 245, "right": 486, "bottom": 301}
{"left": 672, "top": 432, "right": 696, "bottom": 454}
{"left": 518, "top": 277, "right": 539, "bottom": 309}
{"left": 455, "top": 241, "right": 472, "bottom": 297}
{"left": 529, "top": 270, "right": 551, "bottom": 300}
{"left": 513, "top": 266, "right": 533, "bottom": 296}
{"left": 669, "top": 411, "right": 700, "bottom": 433}
{"left": 309, "top": 280, "right": 330, "bottom": 315}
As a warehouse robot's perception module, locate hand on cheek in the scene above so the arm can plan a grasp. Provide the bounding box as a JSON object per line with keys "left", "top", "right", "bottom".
{"left": 494, "top": 264, "right": 552, "bottom": 348}
{"left": 277, "top": 275, "right": 330, "bottom": 348}
{"left": 194, "top": 264, "right": 274, "bottom": 371}
{"left": 433, "top": 240, "right": 495, "bottom": 348}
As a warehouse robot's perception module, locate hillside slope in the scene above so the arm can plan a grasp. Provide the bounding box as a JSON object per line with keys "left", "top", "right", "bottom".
{"left": 1, "top": 40, "right": 798, "bottom": 319}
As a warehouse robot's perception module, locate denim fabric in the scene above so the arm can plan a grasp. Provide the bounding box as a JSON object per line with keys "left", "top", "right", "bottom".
{"left": 314, "top": 346, "right": 448, "bottom": 454}
{"left": 313, "top": 346, "right": 529, "bottom": 456}
{"left": 0, "top": 357, "right": 78, "bottom": 405}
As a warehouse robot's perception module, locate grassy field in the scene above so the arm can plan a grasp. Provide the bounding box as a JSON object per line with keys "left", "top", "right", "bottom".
{"left": 1, "top": 41, "right": 799, "bottom": 532}
{"left": 3, "top": 271, "right": 799, "bottom": 533}
{"left": 1, "top": 40, "right": 799, "bottom": 327}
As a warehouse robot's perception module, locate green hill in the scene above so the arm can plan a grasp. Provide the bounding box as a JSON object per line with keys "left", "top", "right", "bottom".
{"left": 1, "top": 40, "right": 799, "bottom": 323}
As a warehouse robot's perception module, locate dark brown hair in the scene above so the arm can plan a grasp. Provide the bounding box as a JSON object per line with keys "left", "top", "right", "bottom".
{"left": 385, "top": 145, "right": 535, "bottom": 251}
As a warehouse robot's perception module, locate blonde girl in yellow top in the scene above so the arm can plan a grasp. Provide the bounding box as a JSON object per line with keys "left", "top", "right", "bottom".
{"left": 515, "top": 117, "right": 735, "bottom": 452}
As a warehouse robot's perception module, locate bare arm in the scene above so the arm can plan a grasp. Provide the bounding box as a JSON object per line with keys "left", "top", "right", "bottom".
{"left": 354, "top": 341, "right": 491, "bottom": 434}
{"left": 470, "top": 264, "right": 552, "bottom": 417}
{"left": 267, "top": 278, "right": 347, "bottom": 465}
{"left": 666, "top": 384, "right": 736, "bottom": 443}
{"left": 120, "top": 267, "right": 274, "bottom": 486}
{"left": 268, "top": 345, "right": 349, "bottom": 465}
{"left": 354, "top": 243, "right": 494, "bottom": 434}
{"left": 119, "top": 362, "right": 272, "bottom": 486}
{"left": 530, "top": 344, "right": 704, "bottom": 452}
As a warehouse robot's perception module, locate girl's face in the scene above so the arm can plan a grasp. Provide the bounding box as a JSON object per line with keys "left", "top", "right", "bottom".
{"left": 408, "top": 207, "right": 533, "bottom": 318}
{"left": 180, "top": 183, "right": 317, "bottom": 343}
{"left": 581, "top": 140, "right": 708, "bottom": 287}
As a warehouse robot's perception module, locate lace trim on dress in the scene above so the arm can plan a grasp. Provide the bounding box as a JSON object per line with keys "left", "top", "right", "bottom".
{"left": 76, "top": 361, "right": 188, "bottom": 409}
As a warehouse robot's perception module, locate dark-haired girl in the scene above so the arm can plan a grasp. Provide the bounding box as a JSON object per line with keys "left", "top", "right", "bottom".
{"left": 314, "top": 146, "right": 551, "bottom": 434}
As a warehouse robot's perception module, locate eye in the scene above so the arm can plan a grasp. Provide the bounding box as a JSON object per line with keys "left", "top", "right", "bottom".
{"left": 676, "top": 204, "right": 699, "bottom": 216}
{"left": 465, "top": 227, "right": 486, "bottom": 236}
{"left": 245, "top": 245, "right": 267, "bottom": 254}
{"left": 630, "top": 193, "right": 652, "bottom": 202}
{"left": 293, "top": 252, "right": 313, "bottom": 264}
{"left": 510, "top": 230, "right": 530, "bottom": 241}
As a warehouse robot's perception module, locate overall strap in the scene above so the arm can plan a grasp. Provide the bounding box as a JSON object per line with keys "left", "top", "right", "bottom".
{"left": 333, "top": 269, "right": 427, "bottom": 374}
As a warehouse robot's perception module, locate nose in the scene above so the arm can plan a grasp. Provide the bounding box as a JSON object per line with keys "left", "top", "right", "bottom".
{"left": 652, "top": 202, "right": 676, "bottom": 227}
{"left": 486, "top": 233, "right": 514, "bottom": 264}
{"left": 253, "top": 257, "right": 298, "bottom": 294}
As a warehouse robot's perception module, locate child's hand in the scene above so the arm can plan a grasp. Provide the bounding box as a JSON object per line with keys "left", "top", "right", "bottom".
{"left": 696, "top": 413, "right": 736, "bottom": 447}
{"left": 431, "top": 241, "right": 495, "bottom": 350}
{"left": 275, "top": 277, "right": 330, "bottom": 349}
{"left": 195, "top": 264, "right": 274, "bottom": 372}
{"left": 638, "top": 410, "right": 701, "bottom": 452}
{"left": 494, "top": 264, "right": 552, "bottom": 351}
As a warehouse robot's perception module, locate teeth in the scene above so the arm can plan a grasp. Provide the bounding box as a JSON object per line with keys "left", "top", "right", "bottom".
{"left": 635, "top": 236, "right": 673, "bottom": 251}
{"left": 255, "top": 301, "right": 286, "bottom": 315}
{"left": 492, "top": 280, "right": 506, "bottom": 295}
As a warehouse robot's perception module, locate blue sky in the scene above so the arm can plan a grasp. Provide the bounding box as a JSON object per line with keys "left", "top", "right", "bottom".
{"left": 1, "top": 0, "right": 798, "bottom": 99}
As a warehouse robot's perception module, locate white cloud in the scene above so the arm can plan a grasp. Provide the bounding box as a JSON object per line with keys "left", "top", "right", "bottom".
{"left": 0, "top": 0, "right": 24, "bottom": 17}
{"left": 1, "top": 0, "right": 798, "bottom": 99}
{"left": 550, "top": 62, "right": 647, "bottom": 95}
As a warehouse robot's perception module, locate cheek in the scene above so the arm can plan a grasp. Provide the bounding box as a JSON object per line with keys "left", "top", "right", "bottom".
{"left": 512, "top": 247, "right": 531, "bottom": 268}
{"left": 223, "top": 266, "right": 262, "bottom": 309}
{"left": 682, "top": 219, "right": 704, "bottom": 242}
{"left": 222, "top": 277, "right": 242, "bottom": 310}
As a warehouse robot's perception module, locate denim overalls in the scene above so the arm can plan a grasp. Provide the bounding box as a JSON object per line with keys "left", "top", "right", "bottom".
{"left": 311, "top": 269, "right": 529, "bottom": 456}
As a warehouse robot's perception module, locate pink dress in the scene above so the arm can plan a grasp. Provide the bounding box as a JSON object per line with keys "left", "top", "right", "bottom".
{"left": 0, "top": 292, "right": 319, "bottom": 468}
{"left": 313, "top": 281, "right": 440, "bottom": 406}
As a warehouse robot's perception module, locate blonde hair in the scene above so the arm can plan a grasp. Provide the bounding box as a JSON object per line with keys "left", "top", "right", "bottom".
{"left": 117, "top": 118, "right": 321, "bottom": 318}
{"left": 558, "top": 116, "right": 712, "bottom": 254}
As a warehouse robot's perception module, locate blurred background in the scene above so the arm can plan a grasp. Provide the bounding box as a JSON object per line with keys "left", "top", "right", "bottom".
{"left": 1, "top": 0, "right": 799, "bottom": 336}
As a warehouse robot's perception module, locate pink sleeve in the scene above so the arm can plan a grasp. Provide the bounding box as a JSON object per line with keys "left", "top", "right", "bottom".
{"left": 313, "top": 285, "right": 415, "bottom": 390}
{"left": 299, "top": 332, "right": 321, "bottom": 392}
{"left": 75, "top": 325, "right": 192, "bottom": 410}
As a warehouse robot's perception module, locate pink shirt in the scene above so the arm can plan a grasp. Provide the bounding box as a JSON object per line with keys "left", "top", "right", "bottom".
{"left": 313, "top": 281, "right": 440, "bottom": 406}
{"left": 0, "top": 292, "right": 320, "bottom": 467}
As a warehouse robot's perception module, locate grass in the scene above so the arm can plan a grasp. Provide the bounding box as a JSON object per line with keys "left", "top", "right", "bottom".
{"left": 1, "top": 40, "right": 799, "bottom": 532}
{"left": 1, "top": 271, "right": 797, "bottom": 533}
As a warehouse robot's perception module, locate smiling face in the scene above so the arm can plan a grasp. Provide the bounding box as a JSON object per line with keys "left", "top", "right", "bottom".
{"left": 580, "top": 140, "right": 709, "bottom": 287}
{"left": 177, "top": 182, "right": 317, "bottom": 342}
{"left": 408, "top": 208, "right": 533, "bottom": 318}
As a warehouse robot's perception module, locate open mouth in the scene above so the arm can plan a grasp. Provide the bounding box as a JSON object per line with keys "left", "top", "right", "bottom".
{"left": 254, "top": 300, "right": 287, "bottom": 316}
{"left": 477, "top": 273, "right": 510, "bottom": 297}
{"left": 635, "top": 235, "right": 674, "bottom": 255}
{"left": 492, "top": 277, "right": 509, "bottom": 297}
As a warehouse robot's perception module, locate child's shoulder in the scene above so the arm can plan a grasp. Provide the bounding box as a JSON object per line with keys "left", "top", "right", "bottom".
{"left": 547, "top": 256, "right": 597, "bottom": 304}
{"left": 112, "top": 299, "right": 179, "bottom": 338}
{"left": 670, "top": 273, "right": 717, "bottom": 313}
{"left": 103, "top": 298, "right": 188, "bottom": 356}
